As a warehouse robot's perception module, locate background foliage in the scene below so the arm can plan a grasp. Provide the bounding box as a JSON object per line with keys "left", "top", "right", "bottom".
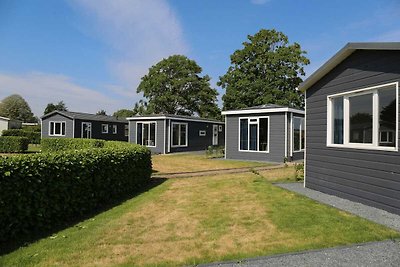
{"left": 0, "top": 136, "right": 29, "bottom": 153}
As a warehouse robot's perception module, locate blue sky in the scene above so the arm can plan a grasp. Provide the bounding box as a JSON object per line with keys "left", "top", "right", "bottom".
{"left": 0, "top": 0, "right": 399, "bottom": 116}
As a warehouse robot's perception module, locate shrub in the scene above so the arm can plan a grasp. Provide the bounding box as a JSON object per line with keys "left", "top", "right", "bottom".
{"left": 294, "top": 162, "right": 304, "bottom": 181}
{"left": 41, "top": 138, "right": 105, "bottom": 152}
{"left": 2, "top": 129, "right": 41, "bottom": 144}
{"left": 0, "top": 136, "right": 29, "bottom": 153}
{"left": 0, "top": 143, "right": 152, "bottom": 242}
{"left": 205, "top": 145, "right": 224, "bottom": 158}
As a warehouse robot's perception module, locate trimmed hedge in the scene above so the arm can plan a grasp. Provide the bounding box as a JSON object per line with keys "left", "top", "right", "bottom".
{"left": 0, "top": 136, "right": 29, "bottom": 153}
{"left": 0, "top": 143, "right": 152, "bottom": 242}
{"left": 41, "top": 138, "right": 105, "bottom": 152}
{"left": 2, "top": 129, "right": 41, "bottom": 144}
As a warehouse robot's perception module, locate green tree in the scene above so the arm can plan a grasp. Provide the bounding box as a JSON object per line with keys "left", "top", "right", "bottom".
{"left": 137, "top": 55, "right": 220, "bottom": 119}
{"left": 0, "top": 94, "right": 37, "bottom": 122}
{"left": 44, "top": 101, "right": 68, "bottom": 115}
{"left": 219, "top": 29, "right": 310, "bottom": 110}
{"left": 113, "top": 109, "right": 136, "bottom": 118}
{"left": 96, "top": 110, "right": 107, "bottom": 115}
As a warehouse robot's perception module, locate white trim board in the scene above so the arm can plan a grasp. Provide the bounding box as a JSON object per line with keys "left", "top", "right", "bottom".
{"left": 127, "top": 116, "right": 224, "bottom": 124}
{"left": 222, "top": 107, "right": 304, "bottom": 116}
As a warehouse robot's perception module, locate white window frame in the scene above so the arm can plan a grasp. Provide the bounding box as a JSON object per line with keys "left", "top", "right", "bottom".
{"left": 171, "top": 122, "right": 188, "bottom": 147}
{"left": 293, "top": 116, "right": 305, "bottom": 152}
{"left": 137, "top": 121, "right": 157, "bottom": 147}
{"left": 49, "top": 121, "right": 66, "bottom": 136}
{"left": 199, "top": 130, "right": 206, "bottom": 136}
{"left": 218, "top": 125, "right": 223, "bottom": 132}
{"left": 101, "top": 124, "right": 108, "bottom": 134}
{"left": 112, "top": 125, "right": 117, "bottom": 134}
{"left": 124, "top": 125, "right": 129, "bottom": 137}
{"left": 238, "top": 116, "right": 270, "bottom": 153}
{"left": 327, "top": 82, "right": 398, "bottom": 151}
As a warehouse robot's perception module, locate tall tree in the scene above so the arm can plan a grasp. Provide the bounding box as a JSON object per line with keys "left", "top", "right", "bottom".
{"left": 44, "top": 101, "right": 68, "bottom": 115}
{"left": 113, "top": 109, "right": 136, "bottom": 118}
{"left": 137, "top": 55, "right": 220, "bottom": 119}
{"left": 96, "top": 110, "right": 107, "bottom": 116}
{"left": 219, "top": 29, "right": 310, "bottom": 110}
{"left": 0, "top": 94, "right": 37, "bottom": 122}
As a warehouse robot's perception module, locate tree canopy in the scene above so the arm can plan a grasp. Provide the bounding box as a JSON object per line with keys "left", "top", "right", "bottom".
{"left": 113, "top": 109, "right": 136, "bottom": 118}
{"left": 0, "top": 94, "right": 37, "bottom": 122}
{"left": 137, "top": 55, "right": 220, "bottom": 119}
{"left": 44, "top": 101, "right": 68, "bottom": 115}
{"left": 96, "top": 110, "right": 107, "bottom": 116}
{"left": 219, "top": 29, "right": 310, "bottom": 110}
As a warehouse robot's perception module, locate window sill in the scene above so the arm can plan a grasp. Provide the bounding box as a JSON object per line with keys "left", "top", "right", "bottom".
{"left": 171, "top": 145, "right": 188, "bottom": 148}
{"left": 327, "top": 143, "right": 398, "bottom": 152}
{"left": 238, "top": 149, "right": 269, "bottom": 153}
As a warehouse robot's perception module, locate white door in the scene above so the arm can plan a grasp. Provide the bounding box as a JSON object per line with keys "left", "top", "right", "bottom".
{"left": 82, "top": 122, "right": 92, "bottom": 139}
{"left": 212, "top": 125, "right": 218, "bottom": 145}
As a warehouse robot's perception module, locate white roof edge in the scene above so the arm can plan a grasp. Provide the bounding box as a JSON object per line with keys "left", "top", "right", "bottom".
{"left": 0, "top": 116, "right": 10, "bottom": 121}
{"left": 300, "top": 42, "right": 400, "bottom": 92}
{"left": 126, "top": 116, "right": 224, "bottom": 124}
{"left": 221, "top": 107, "right": 304, "bottom": 116}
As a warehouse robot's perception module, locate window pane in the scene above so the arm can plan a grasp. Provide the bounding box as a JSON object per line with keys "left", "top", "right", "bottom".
{"left": 249, "top": 124, "right": 258, "bottom": 151}
{"left": 293, "top": 117, "right": 301, "bottom": 151}
{"left": 143, "top": 123, "right": 149, "bottom": 146}
{"left": 379, "top": 87, "right": 396, "bottom": 147}
{"left": 55, "top": 122, "right": 61, "bottom": 135}
{"left": 137, "top": 123, "right": 142, "bottom": 145}
{"left": 180, "top": 124, "right": 186, "bottom": 146}
{"left": 61, "top": 122, "right": 65, "bottom": 135}
{"left": 172, "top": 124, "right": 179, "bottom": 146}
{"left": 125, "top": 125, "right": 129, "bottom": 137}
{"left": 149, "top": 123, "right": 156, "bottom": 146}
{"left": 259, "top": 118, "right": 268, "bottom": 151}
{"left": 332, "top": 97, "right": 344, "bottom": 144}
{"left": 50, "top": 122, "right": 54, "bottom": 135}
{"left": 240, "top": 119, "right": 248, "bottom": 150}
{"left": 349, "top": 93, "right": 373, "bottom": 144}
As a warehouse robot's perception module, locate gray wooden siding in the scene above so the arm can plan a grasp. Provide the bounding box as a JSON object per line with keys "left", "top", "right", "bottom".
{"left": 41, "top": 114, "right": 74, "bottom": 138}
{"left": 305, "top": 50, "right": 400, "bottom": 215}
{"left": 74, "top": 119, "right": 128, "bottom": 141}
{"left": 225, "top": 113, "right": 287, "bottom": 162}
{"left": 169, "top": 120, "right": 225, "bottom": 153}
{"left": 128, "top": 119, "right": 165, "bottom": 154}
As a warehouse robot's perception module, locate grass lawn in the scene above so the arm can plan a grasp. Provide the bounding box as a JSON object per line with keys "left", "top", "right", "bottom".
{"left": 1, "top": 167, "right": 398, "bottom": 266}
{"left": 152, "top": 153, "right": 273, "bottom": 174}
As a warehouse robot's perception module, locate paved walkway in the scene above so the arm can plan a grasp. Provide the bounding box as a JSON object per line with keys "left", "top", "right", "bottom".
{"left": 199, "top": 240, "right": 400, "bottom": 267}
{"left": 200, "top": 183, "right": 400, "bottom": 266}
{"left": 152, "top": 164, "right": 287, "bottom": 178}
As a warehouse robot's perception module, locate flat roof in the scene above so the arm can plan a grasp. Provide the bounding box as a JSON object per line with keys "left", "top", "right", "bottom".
{"left": 300, "top": 42, "right": 400, "bottom": 92}
{"left": 221, "top": 104, "right": 304, "bottom": 115}
{"left": 126, "top": 114, "right": 224, "bottom": 124}
{"left": 41, "top": 110, "right": 127, "bottom": 123}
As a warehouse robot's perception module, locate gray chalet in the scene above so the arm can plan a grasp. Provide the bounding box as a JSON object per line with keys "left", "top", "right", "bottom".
{"left": 301, "top": 42, "right": 400, "bottom": 215}
{"left": 222, "top": 104, "right": 304, "bottom": 163}
{"left": 127, "top": 114, "right": 225, "bottom": 154}
{"left": 41, "top": 111, "right": 128, "bottom": 141}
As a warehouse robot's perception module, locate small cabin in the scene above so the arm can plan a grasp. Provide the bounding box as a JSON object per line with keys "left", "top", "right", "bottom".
{"left": 222, "top": 104, "right": 304, "bottom": 162}
{"left": 0, "top": 116, "right": 22, "bottom": 134}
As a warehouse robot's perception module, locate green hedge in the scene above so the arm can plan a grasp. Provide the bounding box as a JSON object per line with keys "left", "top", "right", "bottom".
{"left": 2, "top": 129, "right": 41, "bottom": 144}
{"left": 0, "top": 143, "right": 152, "bottom": 242}
{"left": 41, "top": 138, "right": 106, "bottom": 152}
{"left": 0, "top": 136, "right": 29, "bottom": 153}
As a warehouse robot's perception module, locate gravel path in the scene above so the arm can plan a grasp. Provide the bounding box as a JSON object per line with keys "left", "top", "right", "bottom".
{"left": 199, "top": 240, "right": 400, "bottom": 267}
{"left": 275, "top": 183, "right": 400, "bottom": 232}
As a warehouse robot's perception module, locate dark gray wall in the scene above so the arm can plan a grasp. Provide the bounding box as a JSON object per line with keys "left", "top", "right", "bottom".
{"left": 128, "top": 119, "right": 165, "bottom": 154}
{"left": 41, "top": 114, "right": 74, "bottom": 138}
{"left": 225, "top": 112, "right": 288, "bottom": 162}
{"left": 169, "top": 120, "right": 225, "bottom": 153}
{"left": 305, "top": 50, "right": 400, "bottom": 215}
{"left": 74, "top": 119, "right": 128, "bottom": 141}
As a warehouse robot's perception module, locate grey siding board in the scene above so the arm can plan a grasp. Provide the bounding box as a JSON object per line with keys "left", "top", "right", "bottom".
{"left": 225, "top": 112, "right": 288, "bottom": 162}
{"left": 305, "top": 49, "right": 400, "bottom": 215}
{"left": 128, "top": 119, "right": 165, "bottom": 154}
{"left": 41, "top": 114, "right": 74, "bottom": 138}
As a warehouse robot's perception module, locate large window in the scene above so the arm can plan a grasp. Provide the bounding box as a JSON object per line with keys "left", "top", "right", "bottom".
{"left": 137, "top": 122, "right": 156, "bottom": 147}
{"left": 327, "top": 82, "right": 398, "bottom": 150}
{"left": 293, "top": 117, "right": 305, "bottom": 152}
{"left": 101, "top": 124, "right": 108, "bottom": 134}
{"left": 172, "top": 122, "right": 187, "bottom": 147}
{"left": 49, "top": 121, "right": 66, "bottom": 136}
{"left": 239, "top": 117, "right": 269, "bottom": 152}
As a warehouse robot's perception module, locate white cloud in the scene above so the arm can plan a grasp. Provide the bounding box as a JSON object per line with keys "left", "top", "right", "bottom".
{"left": 70, "top": 0, "right": 188, "bottom": 95}
{"left": 250, "top": 0, "right": 270, "bottom": 5}
{"left": 0, "top": 72, "right": 119, "bottom": 116}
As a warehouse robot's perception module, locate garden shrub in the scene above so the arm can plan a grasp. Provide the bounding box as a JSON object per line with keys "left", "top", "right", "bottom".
{"left": 41, "top": 138, "right": 105, "bottom": 152}
{"left": 205, "top": 145, "right": 225, "bottom": 158}
{"left": 0, "top": 143, "right": 152, "bottom": 242}
{"left": 2, "top": 129, "right": 41, "bottom": 144}
{"left": 0, "top": 136, "right": 29, "bottom": 153}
